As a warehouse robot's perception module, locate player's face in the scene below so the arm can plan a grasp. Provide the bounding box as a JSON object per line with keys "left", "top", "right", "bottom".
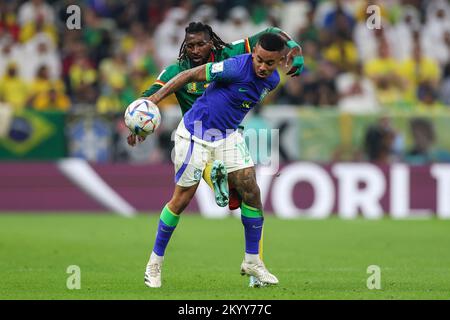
{"left": 185, "top": 32, "right": 213, "bottom": 66}
{"left": 252, "top": 44, "right": 284, "bottom": 78}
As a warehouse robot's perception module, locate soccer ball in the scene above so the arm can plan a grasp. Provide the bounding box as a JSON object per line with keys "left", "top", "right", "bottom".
{"left": 124, "top": 98, "right": 161, "bottom": 137}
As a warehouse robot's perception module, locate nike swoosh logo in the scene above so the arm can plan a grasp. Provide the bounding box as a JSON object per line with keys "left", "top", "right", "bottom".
{"left": 252, "top": 225, "right": 263, "bottom": 229}
{"left": 239, "top": 88, "right": 248, "bottom": 92}
{"left": 160, "top": 227, "right": 172, "bottom": 233}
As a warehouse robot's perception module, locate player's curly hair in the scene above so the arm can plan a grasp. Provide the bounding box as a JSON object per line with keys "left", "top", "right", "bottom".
{"left": 178, "top": 22, "right": 231, "bottom": 63}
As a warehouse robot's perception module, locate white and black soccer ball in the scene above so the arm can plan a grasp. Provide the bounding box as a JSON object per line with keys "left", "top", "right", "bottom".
{"left": 124, "top": 99, "right": 161, "bottom": 137}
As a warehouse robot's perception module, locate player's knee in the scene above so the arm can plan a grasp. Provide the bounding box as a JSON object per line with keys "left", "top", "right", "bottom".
{"left": 168, "top": 198, "right": 187, "bottom": 214}
{"left": 169, "top": 192, "right": 194, "bottom": 214}
{"left": 241, "top": 187, "right": 262, "bottom": 210}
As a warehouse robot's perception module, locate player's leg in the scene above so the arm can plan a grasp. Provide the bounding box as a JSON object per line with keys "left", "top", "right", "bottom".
{"left": 228, "top": 167, "right": 278, "bottom": 285}
{"left": 145, "top": 184, "right": 198, "bottom": 288}
{"left": 217, "top": 131, "right": 276, "bottom": 285}
{"left": 145, "top": 121, "right": 207, "bottom": 288}
{"left": 227, "top": 134, "right": 265, "bottom": 286}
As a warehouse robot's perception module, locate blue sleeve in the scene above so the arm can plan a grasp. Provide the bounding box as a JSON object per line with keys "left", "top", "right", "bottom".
{"left": 206, "top": 57, "right": 242, "bottom": 82}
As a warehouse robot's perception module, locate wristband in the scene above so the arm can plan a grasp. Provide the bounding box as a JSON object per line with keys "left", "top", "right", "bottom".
{"left": 293, "top": 55, "right": 304, "bottom": 66}
{"left": 286, "top": 40, "right": 300, "bottom": 49}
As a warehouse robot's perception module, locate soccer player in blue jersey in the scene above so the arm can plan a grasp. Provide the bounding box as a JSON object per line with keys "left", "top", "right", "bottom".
{"left": 129, "top": 22, "right": 304, "bottom": 212}
{"left": 144, "top": 33, "right": 286, "bottom": 288}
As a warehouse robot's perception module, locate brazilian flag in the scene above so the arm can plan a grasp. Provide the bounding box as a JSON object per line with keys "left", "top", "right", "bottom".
{"left": 0, "top": 110, "right": 67, "bottom": 160}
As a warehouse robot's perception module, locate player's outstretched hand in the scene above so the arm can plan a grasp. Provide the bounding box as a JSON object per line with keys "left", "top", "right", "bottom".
{"left": 286, "top": 55, "right": 304, "bottom": 77}
{"left": 285, "top": 43, "right": 304, "bottom": 77}
{"left": 127, "top": 133, "right": 145, "bottom": 147}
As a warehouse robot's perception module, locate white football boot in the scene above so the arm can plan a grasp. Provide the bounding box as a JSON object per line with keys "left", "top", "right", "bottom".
{"left": 144, "top": 258, "right": 163, "bottom": 288}
{"left": 240, "top": 260, "right": 279, "bottom": 285}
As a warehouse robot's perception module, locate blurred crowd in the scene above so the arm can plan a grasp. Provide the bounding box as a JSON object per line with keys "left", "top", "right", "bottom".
{"left": 1, "top": 0, "right": 450, "bottom": 115}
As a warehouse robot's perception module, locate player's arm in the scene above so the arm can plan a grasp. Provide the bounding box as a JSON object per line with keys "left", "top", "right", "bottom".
{"left": 147, "top": 59, "right": 240, "bottom": 105}
{"left": 276, "top": 29, "right": 304, "bottom": 77}
{"left": 128, "top": 65, "right": 181, "bottom": 146}
{"left": 141, "top": 83, "right": 162, "bottom": 97}
{"left": 147, "top": 65, "right": 207, "bottom": 105}
{"left": 247, "top": 27, "right": 304, "bottom": 77}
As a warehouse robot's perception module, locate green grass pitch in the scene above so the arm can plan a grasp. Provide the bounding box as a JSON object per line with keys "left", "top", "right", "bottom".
{"left": 0, "top": 214, "right": 449, "bottom": 300}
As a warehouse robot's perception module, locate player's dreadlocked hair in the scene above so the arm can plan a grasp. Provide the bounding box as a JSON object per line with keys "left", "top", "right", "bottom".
{"left": 178, "top": 22, "right": 231, "bottom": 63}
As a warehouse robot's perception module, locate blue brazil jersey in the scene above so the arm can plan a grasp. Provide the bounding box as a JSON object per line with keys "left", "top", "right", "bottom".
{"left": 183, "top": 54, "right": 280, "bottom": 142}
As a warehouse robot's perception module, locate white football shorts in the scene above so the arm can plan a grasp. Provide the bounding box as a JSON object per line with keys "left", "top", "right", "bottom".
{"left": 173, "top": 120, "right": 254, "bottom": 187}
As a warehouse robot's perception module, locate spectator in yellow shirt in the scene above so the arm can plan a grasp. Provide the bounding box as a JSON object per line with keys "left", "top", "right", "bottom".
{"left": 323, "top": 32, "right": 359, "bottom": 72}
{"left": 0, "top": 63, "right": 29, "bottom": 112}
{"left": 364, "top": 40, "right": 406, "bottom": 108}
{"left": 19, "top": 15, "right": 57, "bottom": 45}
{"left": 31, "top": 87, "right": 70, "bottom": 111}
{"left": 29, "top": 65, "right": 65, "bottom": 96}
{"left": 96, "top": 74, "right": 127, "bottom": 115}
{"left": 397, "top": 38, "right": 441, "bottom": 104}
{"left": 69, "top": 54, "right": 97, "bottom": 92}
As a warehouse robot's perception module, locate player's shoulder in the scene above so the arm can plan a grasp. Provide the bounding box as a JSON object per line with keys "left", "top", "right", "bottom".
{"left": 229, "top": 53, "right": 252, "bottom": 65}
{"left": 231, "top": 54, "right": 253, "bottom": 74}
{"left": 156, "top": 62, "right": 184, "bottom": 81}
{"left": 216, "top": 40, "right": 247, "bottom": 58}
{"left": 216, "top": 53, "right": 251, "bottom": 70}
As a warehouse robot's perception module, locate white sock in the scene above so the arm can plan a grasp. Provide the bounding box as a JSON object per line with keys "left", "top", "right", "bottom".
{"left": 149, "top": 251, "right": 164, "bottom": 264}
{"left": 245, "top": 253, "right": 261, "bottom": 264}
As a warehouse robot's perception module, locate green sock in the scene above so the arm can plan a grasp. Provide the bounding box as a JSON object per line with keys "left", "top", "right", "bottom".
{"left": 160, "top": 204, "right": 180, "bottom": 227}
{"left": 241, "top": 202, "right": 263, "bottom": 218}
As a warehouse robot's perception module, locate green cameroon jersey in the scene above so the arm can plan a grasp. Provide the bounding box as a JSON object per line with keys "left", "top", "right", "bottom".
{"left": 141, "top": 27, "right": 283, "bottom": 115}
